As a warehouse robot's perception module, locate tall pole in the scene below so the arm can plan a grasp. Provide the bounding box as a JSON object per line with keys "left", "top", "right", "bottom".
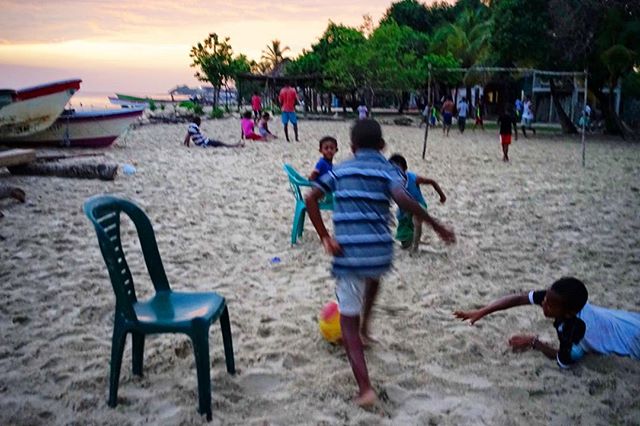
{"left": 422, "top": 64, "right": 432, "bottom": 160}
{"left": 581, "top": 69, "right": 588, "bottom": 167}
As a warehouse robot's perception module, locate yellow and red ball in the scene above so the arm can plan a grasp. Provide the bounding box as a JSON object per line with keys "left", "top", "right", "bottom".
{"left": 318, "top": 300, "right": 342, "bottom": 343}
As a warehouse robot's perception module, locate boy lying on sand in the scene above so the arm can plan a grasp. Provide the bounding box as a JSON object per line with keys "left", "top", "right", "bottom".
{"left": 454, "top": 277, "right": 640, "bottom": 367}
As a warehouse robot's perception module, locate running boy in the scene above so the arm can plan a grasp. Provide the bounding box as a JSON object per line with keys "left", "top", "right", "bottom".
{"left": 497, "top": 106, "right": 518, "bottom": 161}
{"left": 308, "top": 136, "right": 337, "bottom": 181}
{"left": 389, "top": 154, "right": 447, "bottom": 252}
{"left": 454, "top": 277, "right": 640, "bottom": 367}
{"left": 305, "top": 119, "right": 456, "bottom": 407}
{"left": 184, "top": 116, "right": 243, "bottom": 148}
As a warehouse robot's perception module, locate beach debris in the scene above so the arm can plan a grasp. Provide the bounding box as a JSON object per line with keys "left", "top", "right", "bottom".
{"left": 0, "top": 148, "right": 36, "bottom": 168}
{"left": 269, "top": 256, "right": 281, "bottom": 264}
{"left": 393, "top": 117, "right": 414, "bottom": 126}
{"left": 0, "top": 185, "right": 26, "bottom": 203}
{"left": 8, "top": 161, "right": 118, "bottom": 180}
{"left": 122, "top": 164, "right": 136, "bottom": 175}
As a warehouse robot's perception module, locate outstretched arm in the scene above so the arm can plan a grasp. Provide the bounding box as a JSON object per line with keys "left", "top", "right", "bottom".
{"left": 453, "top": 293, "right": 530, "bottom": 324}
{"left": 183, "top": 132, "right": 191, "bottom": 147}
{"left": 416, "top": 176, "right": 446, "bottom": 203}
{"left": 391, "top": 187, "right": 455, "bottom": 243}
{"left": 305, "top": 187, "right": 342, "bottom": 255}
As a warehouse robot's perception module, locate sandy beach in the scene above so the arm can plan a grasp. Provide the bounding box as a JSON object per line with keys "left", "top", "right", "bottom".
{"left": 1, "top": 117, "right": 639, "bottom": 425}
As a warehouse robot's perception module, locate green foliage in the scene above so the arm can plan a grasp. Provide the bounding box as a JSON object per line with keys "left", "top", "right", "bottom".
{"left": 190, "top": 33, "right": 252, "bottom": 107}
{"left": 179, "top": 100, "right": 196, "bottom": 110}
{"left": 160, "top": 103, "right": 165, "bottom": 111}
{"left": 193, "top": 104, "right": 204, "bottom": 116}
{"left": 209, "top": 107, "right": 224, "bottom": 119}
{"left": 149, "top": 100, "right": 157, "bottom": 111}
{"left": 489, "top": 0, "right": 550, "bottom": 67}
{"left": 381, "top": 0, "right": 455, "bottom": 34}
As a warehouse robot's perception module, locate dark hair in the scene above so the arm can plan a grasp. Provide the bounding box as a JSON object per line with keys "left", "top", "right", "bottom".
{"left": 388, "top": 153, "right": 407, "bottom": 171}
{"left": 319, "top": 135, "right": 337, "bottom": 149}
{"left": 351, "top": 119, "right": 383, "bottom": 149}
{"left": 550, "top": 277, "right": 588, "bottom": 313}
{"left": 262, "top": 112, "right": 270, "bottom": 119}
{"left": 242, "top": 111, "right": 252, "bottom": 119}
{"left": 192, "top": 116, "right": 201, "bottom": 125}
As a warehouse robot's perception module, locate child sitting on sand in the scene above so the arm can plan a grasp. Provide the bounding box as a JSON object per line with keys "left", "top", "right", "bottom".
{"left": 308, "top": 136, "right": 337, "bottom": 182}
{"left": 454, "top": 277, "right": 640, "bottom": 367}
{"left": 184, "top": 116, "right": 242, "bottom": 148}
{"left": 305, "top": 119, "right": 456, "bottom": 407}
{"left": 258, "top": 112, "right": 277, "bottom": 140}
{"left": 389, "top": 154, "right": 446, "bottom": 252}
{"left": 241, "top": 111, "right": 264, "bottom": 141}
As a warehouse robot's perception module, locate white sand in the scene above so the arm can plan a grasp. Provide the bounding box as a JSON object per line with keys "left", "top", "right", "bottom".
{"left": 1, "top": 117, "right": 639, "bottom": 425}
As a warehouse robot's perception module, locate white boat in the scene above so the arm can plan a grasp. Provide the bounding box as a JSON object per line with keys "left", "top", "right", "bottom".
{"left": 108, "top": 96, "right": 148, "bottom": 108}
{"left": 1, "top": 107, "right": 144, "bottom": 148}
{"left": 0, "top": 79, "right": 82, "bottom": 138}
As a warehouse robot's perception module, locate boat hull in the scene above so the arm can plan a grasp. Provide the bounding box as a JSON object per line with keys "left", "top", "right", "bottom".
{"left": 0, "top": 79, "right": 82, "bottom": 138}
{"left": 1, "top": 107, "right": 144, "bottom": 148}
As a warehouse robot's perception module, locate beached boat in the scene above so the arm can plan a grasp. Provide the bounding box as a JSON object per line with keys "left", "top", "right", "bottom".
{"left": 108, "top": 96, "right": 148, "bottom": 108}
{"left": 0, "top": 79, "right": 82, "bottom": 139}
{"left": 1, "top": 107, "right": 144, "bottom": 148}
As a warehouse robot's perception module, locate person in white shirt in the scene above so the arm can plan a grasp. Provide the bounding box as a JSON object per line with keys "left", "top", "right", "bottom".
{"left": 521, "top": 96, "right": 536, "bottom": 137}
{"left": 454, "top": 277, "right": 640, "bottom": 368}
{"left": 357, "top": 103, "right": 368, "bottom": 120}
{"left": 457, "top": 97, "right": 469, "bottom": 133}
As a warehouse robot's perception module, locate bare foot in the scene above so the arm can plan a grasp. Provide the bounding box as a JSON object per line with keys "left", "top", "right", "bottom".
{"left": 360, "top": 333, "right": 379, "bottom": 347}
{"left": 355, "top": 389, "right": 378, "bottom": 407}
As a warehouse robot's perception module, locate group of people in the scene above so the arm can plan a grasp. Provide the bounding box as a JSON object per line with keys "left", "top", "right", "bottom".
{"left": 183, "top": 82, "right": 302, "bottom": 147}
{"left": 421, "top": 96, "right": 486, "bottom": 136}
{"left": 301, "top": 118, "right": 639, "bottom": 407}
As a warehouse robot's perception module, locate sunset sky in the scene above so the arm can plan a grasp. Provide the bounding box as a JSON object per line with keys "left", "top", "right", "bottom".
{"left": 0, "top": 0, "right": 416, "bottom": 93}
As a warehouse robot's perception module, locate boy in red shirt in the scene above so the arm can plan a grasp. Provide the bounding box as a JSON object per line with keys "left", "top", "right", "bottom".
{"left": 497, "top": 105, "right": 518, "bottom": 161}
{"left": 251, "top": 91, "right": 262, "bottom": 121}
{"left": 278, "top": 82, "right": 299, "bottom": 142}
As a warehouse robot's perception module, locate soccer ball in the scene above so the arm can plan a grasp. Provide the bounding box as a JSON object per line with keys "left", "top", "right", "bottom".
{"left": 318, "top": 301, "right": 341, "bottom": 343}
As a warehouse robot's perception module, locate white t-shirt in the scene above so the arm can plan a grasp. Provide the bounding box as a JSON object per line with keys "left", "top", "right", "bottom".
{"left": 523, "top": 101, "right": 534, "bottom": 119}
{"left": 457, "top": 101, "right": 468, "bottom": 118}
{"left": 357, "top": 105, "right": 368, "bottom": 119}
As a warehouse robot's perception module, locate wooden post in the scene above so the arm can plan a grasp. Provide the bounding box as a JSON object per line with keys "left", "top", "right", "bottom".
{"left": 422, "top": 64, "right": 432, "bottom": 160}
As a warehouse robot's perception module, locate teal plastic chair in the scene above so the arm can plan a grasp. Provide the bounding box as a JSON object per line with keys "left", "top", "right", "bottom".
{"left": 83, "top": 195, "right": 235, "bottom": 421}
{"left": 283, "top": 163, "right": 333, "bottom": 244}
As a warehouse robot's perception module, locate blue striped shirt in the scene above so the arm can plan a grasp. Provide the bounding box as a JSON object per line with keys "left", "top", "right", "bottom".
{"left": 314, "top": 149, "right": 405, "bottom": 277}
{"left": 188, "top": 123, "right": 208, "bottom": 146}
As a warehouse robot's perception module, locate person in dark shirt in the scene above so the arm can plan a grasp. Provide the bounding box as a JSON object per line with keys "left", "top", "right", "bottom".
{"left": 497, "top": 105, "right": 518, "bottom": 161}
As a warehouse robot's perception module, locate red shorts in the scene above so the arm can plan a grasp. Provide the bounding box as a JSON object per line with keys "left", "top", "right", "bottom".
{"left": 500, "top": 134, "right": 511, "bottom": 145}
{"left": 245, "top": 133, "right": 263, "bottom": 141}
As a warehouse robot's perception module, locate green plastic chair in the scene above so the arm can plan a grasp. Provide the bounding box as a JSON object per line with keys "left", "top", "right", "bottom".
{"left": 283, "top": 163, "right": 333, "bottom": 244}
{"left": 83, "top": 195, "right": 235, "bottom": 421}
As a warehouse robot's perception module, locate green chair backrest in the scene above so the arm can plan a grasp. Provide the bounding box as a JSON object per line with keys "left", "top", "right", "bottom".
{"left": 84, "top": 195, "right": 170, "bottom": 322}
{"left": 283, "top": 163, "right": 313, "bottom": 202}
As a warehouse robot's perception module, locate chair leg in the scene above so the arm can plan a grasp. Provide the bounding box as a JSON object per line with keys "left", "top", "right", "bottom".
{"left": 190, "top": 325, "right": 212, "bottom": 421}
{"left": 297, "top": 209, "right": 306, "bottom": 239}
{"left": 131, "top": 331, "right": 145, "bottom": 376}
{"left": 219, "top": 306, "right": 236, "bottom": 375}
{"left": 109, "top": 321, "right": 128, "bottom": 407}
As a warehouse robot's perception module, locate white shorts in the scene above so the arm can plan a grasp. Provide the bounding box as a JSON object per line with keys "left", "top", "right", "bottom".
{"left": 335, "top": 276, "right": 366, "bottom": 317}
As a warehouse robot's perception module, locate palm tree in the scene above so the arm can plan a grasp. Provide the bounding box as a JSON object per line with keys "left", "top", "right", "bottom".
{"left": 261, "top": 40, "right": 290, "bottom": 72}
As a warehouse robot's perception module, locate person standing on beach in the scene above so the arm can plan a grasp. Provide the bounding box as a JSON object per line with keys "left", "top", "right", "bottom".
{"left": 305, "top": 119, "right": 456, "bottom": 407}
{"left": 279, "top": 81, "right": 299, "bottom": 142}
{"left": 251, "top": 91, "right": 262, "bottom": 122}
{"left": 473, "top": 95, "right": 485, "bottom": 131}
{"left": 521, "top": 96, "right": 536, "bottom": 137}
{"left": 357, "top": 102, "right": 369, "bottom": 120}
{"left": 441, "top": 96, "right": 454, "bottom": 136}
{"left": 457, "top": 97, "right": 469, "bottom": 133}
{"left": 497, "top": 106, "right": 518, "bottom": 161}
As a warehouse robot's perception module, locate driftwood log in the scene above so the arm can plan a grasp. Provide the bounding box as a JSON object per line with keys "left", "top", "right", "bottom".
{"left": 0, "top": 185, "right": 25, "bottom": 202}
{"left": 8, "top": 162, "right": 118, "bottom": 180}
